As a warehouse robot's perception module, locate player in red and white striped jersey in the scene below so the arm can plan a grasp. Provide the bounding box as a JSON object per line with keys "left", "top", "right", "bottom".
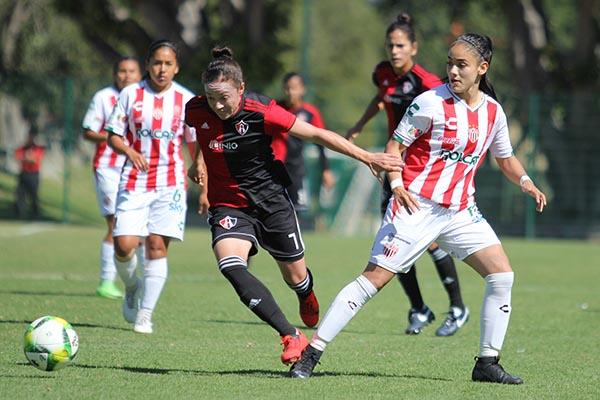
{"left": 82, "top": 57, "right": 142, "bottom": 300}
{"left": 106, "top": 39, "right": 196, "bottom": 334}
{"left": 292, "top": 33, "right": 546, "bottom": 385}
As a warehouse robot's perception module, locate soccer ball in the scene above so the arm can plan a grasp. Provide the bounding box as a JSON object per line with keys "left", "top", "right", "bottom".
{"left": 23, "top": 316, "right": 79, "bottom": 371}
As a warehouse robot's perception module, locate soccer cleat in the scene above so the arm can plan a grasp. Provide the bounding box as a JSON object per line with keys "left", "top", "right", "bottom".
{"left": 435, "top": 306, "right": 470, "bottom": 337}
{"left": 122, "top": 279, "right": 141, "bottom": 323}
{"left": 299, "top": 291, "right": 320, "bottom": 328}
{"left": 280, "top": 329, "right": 308, "bottom": 365}
{"left": 289, "top": 345, "right": 322, "bottom": 379}
{"left": 472, "top": 356, "right": 523, "bottom": 384}
{"left": 405, "top": 306, "right": 435, "bottom": 335}
{"left": 96, "top": 280, "right": 123, "bottom": 299}
{"left": 133, "top": 308, "right": 153, "bottom": 334}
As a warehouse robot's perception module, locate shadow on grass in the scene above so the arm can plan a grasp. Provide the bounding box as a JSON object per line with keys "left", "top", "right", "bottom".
{"left": 0, "top": 319, "right": 130, "bottom": 332}
{"left": 0, "top": 290, "right": 97, "bottom": 298}
{"left": 204, "top": 319, "right": 269, "bottom": 327}
{"left": 73, "top": 363, "right": 451, "bottom": 381}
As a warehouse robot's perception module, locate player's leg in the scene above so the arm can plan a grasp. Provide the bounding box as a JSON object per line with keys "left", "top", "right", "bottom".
{"left": 277, "top": 258, "right": 319, "bottom": 328}
{"left": 428, "top": 242, "right": 469, "bottom": 336}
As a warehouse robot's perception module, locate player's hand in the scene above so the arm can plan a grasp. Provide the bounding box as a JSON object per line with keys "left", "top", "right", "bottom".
{"left": 345, "top": 126, "right": 361, "bottom": 142}
{"left": 198, "top": 191, "right": 210, "bottom": 215}
{"left": 126, "top": 149, "right": 149, "bottom": 172}
{"left": 321, "top": 169, "right": 335, "bottom": 190}
{"left": 521, "top": 180, "right": 547, "bottom": 213}
{"left": 187, "top": 162, "right": 205, "bottom": 186}
{"left": 366, "top": 153, "right": 404, "bottom": 183}
{"left": 393, "top": 186, "right": 420, "bottom": 215}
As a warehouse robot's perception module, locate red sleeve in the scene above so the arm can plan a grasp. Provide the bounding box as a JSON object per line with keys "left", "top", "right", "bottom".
{"left": 303, "top": 103, "right": 325, "bottom": 129}
{"left": 264, "top": 100, "right": 296, "bottom": 133}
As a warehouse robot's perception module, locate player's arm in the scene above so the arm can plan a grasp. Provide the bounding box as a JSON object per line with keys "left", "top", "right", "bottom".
{"left": 83, "top": 129, "right": 109, "bottom": 143}
{"left": 495, "top": 156, "right": 546, "bottom": 212}
{"left": 346, "top": 95, "right": 382, "bottom": 142}
{"left": 288, "top": 118, "right": 403, "bottom": 181}
{"left": 385, "top": 138, "right": 419, "bottom": 215}
{"left": 107, "top": 132, "right": 148, "bottom": 172}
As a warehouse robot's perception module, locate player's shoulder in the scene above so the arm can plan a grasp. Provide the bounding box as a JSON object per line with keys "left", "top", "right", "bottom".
{"left": 185, "top": 95, "right": 210, "bottom": 117}
{"left": 411, "top": 64, "right": 442, "bottom": 85}
{"left": 171, "top": 81, "right": 195, "bottom": 100}
{"left": 374, "top": 60, "right": 393, "bottom": 74}
{"left": 118, "top": 81, "right": 143, "bottom": 98}
{"left": 484, "top": 94, "right": 507, "bottom": 120}
{"left": 301, "top": 102, "right": 321, "bottom": 115}
{"left": 413, "top": 84, "right": 449, "bottom": 105}
{"left": 94, "top": 85, "right": 119, "bottom": 99}
{"left": 244, "top": 91, "right": 276, "bottom": 113}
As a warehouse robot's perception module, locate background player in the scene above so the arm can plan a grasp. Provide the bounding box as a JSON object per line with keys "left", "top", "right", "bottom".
{"left": 278, "top": 72, "right": 335, "bottom": 214}
{"left": 185, "top": 46, "right": 403, "bottom": 366}
{"left": 291, "top": 32, "right": 546, "bottom": 384}
{"left": 82, "top": 57, "right": 142, "bottom": 299}
{"left": 106, "top": 39, "right": 195, "bottom": 334}
{"left": 346, "top": 13, "right": 469, "bottom": 336}
{"left": 14, "top": 126, "right": 45, "bottom": 219}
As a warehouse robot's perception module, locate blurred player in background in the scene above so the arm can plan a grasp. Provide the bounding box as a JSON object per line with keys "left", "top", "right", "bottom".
{"left": 346, "top": 12, "right": 469, "bottom": 336}
{"left": 106, "top": 39, "right": 196, "bottom": 334}
{"left": 185, "top": 46, "right": 403, "bottom": 366}
{"left": 278, "top": 72, "right": 335, "bottom": 215}
{"left": 291, "top": 32, "right": 547, "bottom": 384}
{"left": 82, "top": 57, "right": 142, "bottom": 300}
{"left": 14, "top": 126, "right": 45, "bottom": 219}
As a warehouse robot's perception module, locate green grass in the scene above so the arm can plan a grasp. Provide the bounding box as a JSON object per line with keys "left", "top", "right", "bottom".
{"left": 0, "top": 221, "right": 598, "bottom": 399}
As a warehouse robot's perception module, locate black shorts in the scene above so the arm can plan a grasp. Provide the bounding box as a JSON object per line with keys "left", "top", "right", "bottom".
{"left": 208, "top": 191, "right": 305, "bottom": 262}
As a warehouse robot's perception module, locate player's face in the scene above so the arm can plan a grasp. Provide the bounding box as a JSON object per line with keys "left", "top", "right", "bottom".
{"left": 204, "top": 80, "right": 245, "bottom": 120}
{"left": 114, "top": 60, "right": 142, "bottom": 91}
{"left": 283, "top": 76, "right": 305, "bottom": 105}
{"left": 146, "top": 47, "right": 179, "bottom": 92}
{"left": 446, "top": 43, "right": 489, "bottom": 97}
{"left": 385, "top": 29, "right": 417, "bottom": 73}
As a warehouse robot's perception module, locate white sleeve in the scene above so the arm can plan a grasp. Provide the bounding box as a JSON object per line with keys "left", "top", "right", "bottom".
{"left": 105, "top": 90, "right": 129, "bottom": 137}
{"left": 82, "top": 92, "right": 105, "bottom": 132}
{"left": 392, "top": 94, "right": 433, "bottom": 146}
{"left": 488, "top": 109, "right": 513, "bottom": 158}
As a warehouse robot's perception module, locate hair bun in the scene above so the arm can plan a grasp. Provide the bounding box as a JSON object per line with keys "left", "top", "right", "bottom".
{"left": 397, "top": 12, "right": 412, "bottom": 25}
{"left": 212, "top": 46, "right": 234, "bottom": 60}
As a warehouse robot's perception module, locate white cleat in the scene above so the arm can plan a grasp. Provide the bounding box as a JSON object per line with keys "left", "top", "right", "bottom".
{"left": 122, "top": 279, "right": 141, "bottom": 323}
{"left": 133, "top": 308, "right": 153, "bottom": 334}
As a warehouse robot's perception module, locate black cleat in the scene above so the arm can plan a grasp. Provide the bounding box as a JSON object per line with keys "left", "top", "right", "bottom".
{"left": 472, "top": 356, "right": 523, "bottom": 384}
{"left": 289, "top": 345, "right": 322, "bottom": 379}
{"left": 405, "top": 306, "right": 435, "bottom": 335}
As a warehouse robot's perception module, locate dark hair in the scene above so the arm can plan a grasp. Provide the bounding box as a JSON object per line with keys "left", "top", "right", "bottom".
{"left": 145, "top": 39, "right": 180, "bottom": 63}
{"left": 386, "top": 12, "right": 416, "bottom": 42}
{"left": 112, "top": 56, "right": 141, "bottom": 75}
{"left": 202, "top": 46, "right": 244, "bottom": 88}
{"left": 282, "top": 72, "right": 304, "bottom": 85}
{"left": 453, "top": 33, "right": 498, "bottom": 100}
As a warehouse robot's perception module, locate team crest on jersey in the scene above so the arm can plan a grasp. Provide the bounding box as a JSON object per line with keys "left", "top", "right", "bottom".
{"left": 133, "top": 101, "right": 143, "bottom": 113}
{"left": 235, "top": 120, "right": 249, "bottom": 135}
{"left": 153, "top": 108, "right": 163, "bottom": 120}
{"left": 219, "top": 216, "right": 238, "bottom": 230}
{"left": 402, "top": 81, "right": 414, "bottom": 94}
{"left": 468, "top": 126, "right": 479, "bottom": 143}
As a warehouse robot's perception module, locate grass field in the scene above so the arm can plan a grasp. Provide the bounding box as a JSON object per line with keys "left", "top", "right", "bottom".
{"left": 0, "top": 221, "right": 598, "bottom": 399}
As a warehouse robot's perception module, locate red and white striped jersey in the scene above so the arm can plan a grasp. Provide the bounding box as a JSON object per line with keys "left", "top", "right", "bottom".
{"left": 393, "top": 84, "right": 513, "bottom": 211}
{"left": 105, "top": 80, "right": 196, "bottom": 191}
{"left": 82, "top": 86, "right": 126, "bottom": 170}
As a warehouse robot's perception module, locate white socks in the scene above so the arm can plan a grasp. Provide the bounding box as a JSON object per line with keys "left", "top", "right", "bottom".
{"left": 115, "top": 252, "right": 138, "bottom": 289}
{"left": 311, "top": 275, "right": 378, "bottom": 351}
{"left": 100, "top": 241, "right": 117, "bottom": 281}
{"left": 480, "top": 272, "right": 514, "bottom": 357}
{"left": 140, "top": 257, "right": 168, "bottom": 312}
{"left": 136, "top": 243, "right": 146, "bottom": 268}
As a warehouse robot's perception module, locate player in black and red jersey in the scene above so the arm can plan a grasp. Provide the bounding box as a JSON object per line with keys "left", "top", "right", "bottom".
{"left": 185, "top": 46, "right": 403, "bottom": 366}
{"left": 346, "top": 13, "right": 469, "bottom": 337}
{"left": 278, "top": 72, "right": 335, "bottom": 212}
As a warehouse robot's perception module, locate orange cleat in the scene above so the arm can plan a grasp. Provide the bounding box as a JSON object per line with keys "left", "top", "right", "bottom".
{"left": 280, "top": 329, "right": 308, "bottom": 365}
{"left": 299, "top": 291, "right": 320, "bottom": 328}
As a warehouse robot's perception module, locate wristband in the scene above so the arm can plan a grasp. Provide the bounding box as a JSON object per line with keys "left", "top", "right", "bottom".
{"left": 519, "top": 175, "right": 532, "bottom": 186}
{"left": 390, "top": 178, "right": 404, "bottom": 190}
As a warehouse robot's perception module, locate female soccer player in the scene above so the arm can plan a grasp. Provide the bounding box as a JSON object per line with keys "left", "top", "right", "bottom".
{"left": 82, "top": 57, "right": 142, "bottom": 300}
{"left": 278, "top": 72, "right": 335, "bottom": 213}
{"left": 346, "top": 13, "right": 469, "bottom": 336}
{"left": 106, "top": 39, "right": 196, "bottom": 334}
{"left": 290, "top": 33, "right": 546, "bottom": 384}
{"left": 185, "top": 47, "right": 403, "bottom": 366}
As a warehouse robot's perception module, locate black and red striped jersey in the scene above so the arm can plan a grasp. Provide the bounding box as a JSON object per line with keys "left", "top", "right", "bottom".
{"left": 185, "top": 91, "right": 297, "bottom": 208}
{"left": 372, "top": 61, "right": 442, "bottom": 137}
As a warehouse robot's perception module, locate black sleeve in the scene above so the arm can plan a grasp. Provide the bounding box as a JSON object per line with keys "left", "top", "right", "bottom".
{"left": 317, "top": 144, "right": 329, "bottom": 171}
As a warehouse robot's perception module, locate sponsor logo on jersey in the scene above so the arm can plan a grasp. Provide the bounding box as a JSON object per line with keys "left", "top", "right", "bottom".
{"left": 439, "top": 149, "right": 480, "bottom": 165}
{"left": 408, "top": 127, "right": 422, "bottom": 138}
{"left": 406, "top": 103, "right": 420, "bottom": 117}
{"left": 136, "top": 128, "right": 175, "bottom": 140}
{"left": 445, "top": 117, "right": 458, "bottom": 130}
{"left": 152, "top": 108, "right": 163, "bottom": 120}
{"left": 441, "top": 137, "right": 461, "bottom": 145}
{"left": 402, "top": 81, "right": 414, "bottom": 94}
{"left": 468, "top": 126, "right": 479, "bottom": 142}
{"left": 201, "top": 122, "right": 210, "bottom": 129}
{"left": 219, "top": 216, "right": 238, "bottom": 230}
{"left": 132, "top": 101, "right": 143, "bottom": 113}
{"left": 383, "top": 242, "right": 399, "bottom": 258}
{"left": 235, "top": 120, "right": 249, "bottom": 135}
{"left": 208, "top": 139, "right": 238, "bottom": 152}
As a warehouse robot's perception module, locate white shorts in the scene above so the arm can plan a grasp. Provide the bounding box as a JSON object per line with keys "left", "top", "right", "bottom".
{"left": 113, "top": 186, "right": 187, "bottom": 241}
{"left": 93, "top": 167, "right": 122, "bottom": 216}
{"left": 369, "top": 195, "right": 500, "bottom": 273}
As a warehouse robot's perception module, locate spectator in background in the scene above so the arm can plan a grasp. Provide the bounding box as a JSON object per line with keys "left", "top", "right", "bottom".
{"left": 14, "top": 127, "right": 45, "bottom": 219}
{"left": 278, "top": 73, "right": 335, "bottom": 215}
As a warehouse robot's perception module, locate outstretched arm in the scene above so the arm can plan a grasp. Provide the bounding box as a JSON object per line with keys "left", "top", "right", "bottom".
{"left": 346, "top": 95, "right": 382, "bottom": 142}
{"left": 289, "top": 118, "right": 403, "bottom": 180}
{"left": 495, "top": 155, "right": 546, "bottom": 212}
